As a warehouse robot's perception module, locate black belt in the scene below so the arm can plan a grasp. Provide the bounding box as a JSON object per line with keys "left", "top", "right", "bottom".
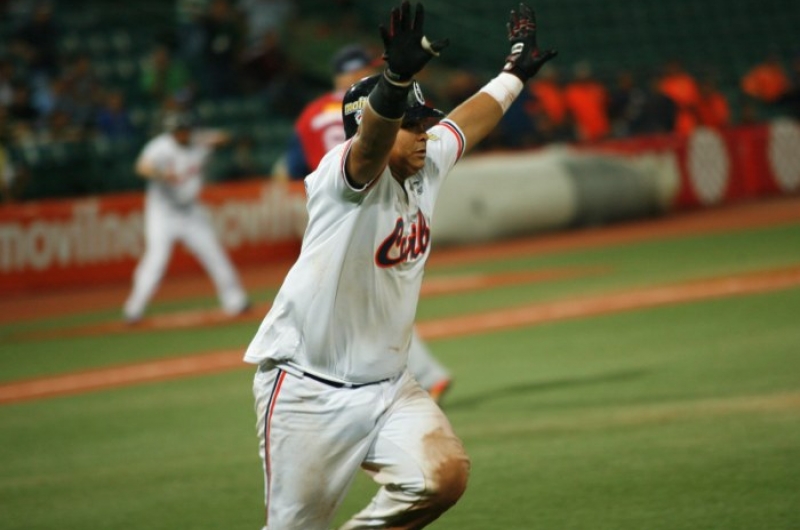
{"left": 300, "top": 370, "right": 391, "bottom": 389}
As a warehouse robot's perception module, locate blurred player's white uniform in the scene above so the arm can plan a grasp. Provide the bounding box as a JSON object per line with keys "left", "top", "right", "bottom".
{"left": 245, "top": 118, "right": 469, "bottom": 529}
{"left": 123, "top": 129, "right": 248, "bottom": 322}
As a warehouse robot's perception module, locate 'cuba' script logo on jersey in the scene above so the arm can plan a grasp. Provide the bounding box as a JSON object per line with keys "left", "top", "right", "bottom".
{"left": 375, "top": 211, "right": 431, "bottom": 267}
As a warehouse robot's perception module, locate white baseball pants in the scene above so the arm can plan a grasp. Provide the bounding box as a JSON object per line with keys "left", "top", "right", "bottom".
{"left": 253, "top": 364, "right": 469, "bottom": 530}
{"left": 124, "top": 203, "right": 247, "bottom": 320}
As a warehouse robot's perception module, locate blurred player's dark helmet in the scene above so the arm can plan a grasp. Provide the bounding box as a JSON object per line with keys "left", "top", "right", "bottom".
{"left": 342, "top": 74, "right": 445, "bottom": 139}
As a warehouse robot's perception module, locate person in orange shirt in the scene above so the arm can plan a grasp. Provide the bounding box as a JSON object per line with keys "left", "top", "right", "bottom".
{"left": 697, "top": 76, "right": 730, "bottom": 129}
{"left": 525, "top": 63, "right": 569, "bottom": 141}
{"left": 563, "top": 61, "right": 609, "bottom": 142}
{"left": 741, "top": 53, "right": 790, "bottom": 103}
{"left": 657, "top": 60, "right": 701, "bottom": 136}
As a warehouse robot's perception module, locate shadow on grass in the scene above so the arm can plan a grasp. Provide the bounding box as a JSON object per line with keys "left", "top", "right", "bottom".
{"left": 443, "top": 369, "right": 648, "bottom": 411}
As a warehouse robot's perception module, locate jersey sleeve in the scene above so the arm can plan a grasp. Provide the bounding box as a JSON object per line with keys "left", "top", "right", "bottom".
{"left": 305, "top": 140, "right": 378, "bottom": 205}
{"left": 425, "top": 118, "right": 467, "bottom": 181}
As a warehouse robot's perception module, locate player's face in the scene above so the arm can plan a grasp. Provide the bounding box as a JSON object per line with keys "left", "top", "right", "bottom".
{"left": 389, "top": 119, "right": 435, "bottom": 180}
{"left": 173, "top": 127, "right": 191, "bottom": 146}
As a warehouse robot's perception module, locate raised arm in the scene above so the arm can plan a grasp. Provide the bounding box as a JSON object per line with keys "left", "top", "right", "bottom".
{"left": 345, "top": 1, "right": 448, "bottom": 186}
{"left": 447, "top": 3, "right": 557, "bottom": 152}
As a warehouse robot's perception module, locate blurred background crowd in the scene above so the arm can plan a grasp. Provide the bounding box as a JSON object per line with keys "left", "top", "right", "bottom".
{"left": 1, "top": 0, "right": 799, "bottom": 203}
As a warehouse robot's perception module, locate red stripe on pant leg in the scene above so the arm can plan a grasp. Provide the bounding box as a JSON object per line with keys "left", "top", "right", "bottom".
{"left": 264, "top": 370, "right": 287, "bottom": 527}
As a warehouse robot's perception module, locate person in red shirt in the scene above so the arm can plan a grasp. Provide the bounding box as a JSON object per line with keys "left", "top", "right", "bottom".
{"left": 563, "top": 61, "right": 610, "bottom": 142}
{"left": 525, "top": 63, "right": 571, "bottom": 142}
{"left": 697, "top": 76, "right": 730, "bottom": 129}
{"left": 284, "top": 44, "right": 378, "bottom": 179}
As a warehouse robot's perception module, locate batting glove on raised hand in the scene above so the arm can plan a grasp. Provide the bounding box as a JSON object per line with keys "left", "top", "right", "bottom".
{"left": 379, "top": 1, "right": 449, "bottom": 85}
{"left": 503, "top": 3, "right": 557, "bottom": 82}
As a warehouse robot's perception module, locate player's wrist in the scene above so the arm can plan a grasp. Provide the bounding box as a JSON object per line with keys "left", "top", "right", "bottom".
{"left": 503, "top": 64, "right": 530, "bottom": 83}
{"left": 368, "top": 71, "right": 412, "bottom": 121}
{"left": 480, "top": 72, "right": 524, "bottom": 113}
{"left": 383, "top": 68, "right": 414, "bottom": 87}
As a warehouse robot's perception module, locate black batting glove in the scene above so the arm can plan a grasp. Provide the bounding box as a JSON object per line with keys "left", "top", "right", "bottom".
{"left": 379, "top": 1, "right": 449, "bottom": 85}
{"left": 502, "top": 3, "right": 558, "bottom": 82}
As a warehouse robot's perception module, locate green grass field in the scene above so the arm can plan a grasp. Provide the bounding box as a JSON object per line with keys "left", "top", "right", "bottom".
{"left": 1, "top": 218, "right": 799, "bottom": 530}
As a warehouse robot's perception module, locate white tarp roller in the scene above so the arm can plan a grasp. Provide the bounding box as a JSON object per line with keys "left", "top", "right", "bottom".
{"left": 432, "top": 145, "right": 680, "bottom": 246}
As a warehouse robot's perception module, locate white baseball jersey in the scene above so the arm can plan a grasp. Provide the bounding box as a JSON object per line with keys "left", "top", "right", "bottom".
{"left": 244, "top": 119, "right": 466, "bottom": 383}
{"left": 138, "top": 132, "right": 212, "bottom": 208}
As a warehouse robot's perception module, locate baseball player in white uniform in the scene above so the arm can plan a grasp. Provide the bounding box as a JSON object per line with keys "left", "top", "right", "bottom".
{"left": 244, "top": 2, "right": 556, "bottom": 528}
{"left": 123, "top": 113, "right": 249, "bottom": 323}
{"left": 285, "top": 43, "right": 453, "bottom": 401}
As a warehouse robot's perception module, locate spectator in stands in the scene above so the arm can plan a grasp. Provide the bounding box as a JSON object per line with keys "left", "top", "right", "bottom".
{"left": 240, "top": 29, "right": 290, "bottom": 96}
{"left": 140, "top": 43, "right": 195, "bottom": 104}
{"left": 491, "top": 88, "right": 542, "bottom": 148}
{"left": 236, "top": 0, "right": 295, "bottom": 49}
{"left": 0, "top": 102, "right": 10, "bottom": 138}
{"left": 7, "top": 81, "right": 38, "bottom": 139}
{"left": 42, "top": 108, "right": 84, "bottom": 142}
{"left": 0, "top": 105, "right": 26, "bottom": 202}
{"left": 61, "top": 53, "right": 101, "bottom": 131}
{"left": 95, "top": 90, "right": 136, "bottom": 141}
{"left": 740, "top": 52, "right": 791, "bottom": 105}
{"left": 0, "top": 59, "right": 15, "bottom": 107}
{"left": 10, "top": 1, "right": 60, "bottom": 81}
{"left": 657, "top": 59, "right": 701, "bottom": 136}
{"left": 627, "top": 74, "right": 677, "bottom": 136}
{"left": 199, "top": 0, "right": 244, "bottom": 97}
{"left": 445, "top": 69, "right": 541, "bottom": 150}
{"left": 31, "top": 76, "right": 73, "bottom": 125}
{"left": 697, "top": 76, "right": 730, "bottom": 129}
{"left": 607, "top": 70, "right": 645, "bottom": 138}
{"left": 0, "top": 141, "right": 28, "bottom": 203}
{"left": 564, "top": 60, "right": 610, "bottom": 142}
{"left": 175, "top": 0, "right": 210, "bottom": 70}
{"left": 525, "top": 63, "right": 571, "bottom": 143}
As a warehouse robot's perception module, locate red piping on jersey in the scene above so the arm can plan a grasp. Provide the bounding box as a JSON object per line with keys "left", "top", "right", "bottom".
{"left": 438, "top": 119, "right": 466, "bottom": 160}
{"left": 263, "top": 369, "right": 286, "bottom": 526}
{"left": 339, "top": 138, "right": 353, "bottom": 182}
{"left": 339, "top": 139, "right": 382, "bottom": 193}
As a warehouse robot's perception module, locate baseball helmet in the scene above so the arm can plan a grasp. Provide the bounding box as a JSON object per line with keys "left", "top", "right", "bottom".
{"left": 342, "top": 74, "right": 445, "bottom": 139}
{"left": 331, "top": 44, "right": 373, "bottom": 76}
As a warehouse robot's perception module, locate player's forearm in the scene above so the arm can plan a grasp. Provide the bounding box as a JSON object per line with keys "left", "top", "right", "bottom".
{"left": 447, "top": 86, "right": 510, "bottom": 152}
{"left": 346, "top": 75, "right": 409, "bottom": 186}
{"left": 135, "top": 160, "right": 160, "bottom": 180}
{"left": 198, "top": 129, "right": 231, "bottom": 147}
{"left": 347, "top": 109, "right": 402, "bottom": 183}
{"left": 449, "top": 3, "right": 557, "bottom": 153}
